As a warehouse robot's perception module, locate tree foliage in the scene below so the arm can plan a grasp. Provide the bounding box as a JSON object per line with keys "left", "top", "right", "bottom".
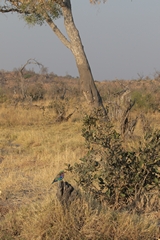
{"left": 0, "top": 0, "right": 107, "bottom": 26}
{"left": 0, "top": 0, "right": 62, "bottom": 25}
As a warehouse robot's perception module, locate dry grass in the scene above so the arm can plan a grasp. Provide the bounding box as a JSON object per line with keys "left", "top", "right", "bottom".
{"left": 0, "top": 104, "right": 159, "bottom": 240}
{"left": 0, "top": 198, "right": 159, "bottom": 240}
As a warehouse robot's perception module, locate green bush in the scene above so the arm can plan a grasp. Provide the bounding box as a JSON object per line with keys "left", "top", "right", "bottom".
{"left": 26, "top": 83, "right": 45, "bottom": 101}
{"left": 24, "top": 73, "right": 33, "bottom": 79}
{"left": 0, "top": 88, "right": 7, "bottom": 103}
{"left": 68, "top": 109, "right": 160, "bottom": 208}
{"left": 131, "top": 90, "right": 158, "bottom": 111}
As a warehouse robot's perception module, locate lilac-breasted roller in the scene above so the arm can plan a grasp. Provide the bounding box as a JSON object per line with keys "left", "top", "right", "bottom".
{"left": 52, "top": 170, "right": 64, "bottom": 184}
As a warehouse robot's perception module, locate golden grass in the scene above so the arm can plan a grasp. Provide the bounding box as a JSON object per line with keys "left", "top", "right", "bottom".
{"left": 0, "top": 104, "right": 159, "bottom": 240}
{"left": 0, "top": 199, "right": 159, "bottom": 240}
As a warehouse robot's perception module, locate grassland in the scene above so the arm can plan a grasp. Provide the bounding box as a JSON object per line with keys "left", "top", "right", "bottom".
{"left": 0, "top": 71, "right": 160, "bottom": 239}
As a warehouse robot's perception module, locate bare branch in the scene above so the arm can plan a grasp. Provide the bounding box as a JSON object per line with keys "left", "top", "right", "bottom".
{"left": 0, "top": 6, "right": 23, "bottom": 14}
{"left": 20, "top": 58, "right": 43, "bottom": 75}
{"left": 0, "top": 4, "right": 31, "bottom": 14}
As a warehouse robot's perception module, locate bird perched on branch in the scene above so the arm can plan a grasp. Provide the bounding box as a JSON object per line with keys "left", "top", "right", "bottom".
{"left": 52, "top": 170, "right": 65, "bottom": 184}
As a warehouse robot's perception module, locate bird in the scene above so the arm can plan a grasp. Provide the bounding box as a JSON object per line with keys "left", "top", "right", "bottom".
{"left": 52, "top": 170, "right": 65, "bottom": 184}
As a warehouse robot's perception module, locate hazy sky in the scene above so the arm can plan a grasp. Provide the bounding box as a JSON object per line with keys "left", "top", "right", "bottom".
{"left": 1, "top": 0, "right": 160, "bottom": 81}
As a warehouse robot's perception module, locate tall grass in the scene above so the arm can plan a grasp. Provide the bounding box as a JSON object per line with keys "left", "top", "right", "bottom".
{"left": 0, "top": 198, "right": 159, "bottom": 240}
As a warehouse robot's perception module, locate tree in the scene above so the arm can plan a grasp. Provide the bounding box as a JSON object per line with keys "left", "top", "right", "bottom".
{"left": 0, "top": 0, "right": 107, "bottom": 112}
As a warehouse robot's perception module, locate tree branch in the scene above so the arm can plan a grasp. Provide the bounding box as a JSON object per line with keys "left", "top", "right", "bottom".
{"left": 44, "top": 12, "right": 71, "bottom": 50}
{"left": 0, "top": 6, "right": 30, "bottom": 14}
{"left": 0, "top": 7, "right": 20, "bottom": 13}
{"left": 0, "top": 4, "right": 71, "bottom": 50}
{"left": 20, "top": 58, "right": 43, "bottom": 75}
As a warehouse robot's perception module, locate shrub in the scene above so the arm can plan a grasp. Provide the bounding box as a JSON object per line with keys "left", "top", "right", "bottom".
{"left": 68, "top": 108, "right": 160, "bottom": 208}
{"left": 0, "top": 88, "right": 7, "bottom": 103}
{"left": 131, "top": 90, "right": 158, "bottom": 111}
{"left": 26, "top": 83, "right": 45, "bottom": 101}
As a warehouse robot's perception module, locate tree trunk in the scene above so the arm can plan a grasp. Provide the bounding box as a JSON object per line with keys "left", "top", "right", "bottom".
{"left": 61, "top": 0, "right": 105, "bottom": 111}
